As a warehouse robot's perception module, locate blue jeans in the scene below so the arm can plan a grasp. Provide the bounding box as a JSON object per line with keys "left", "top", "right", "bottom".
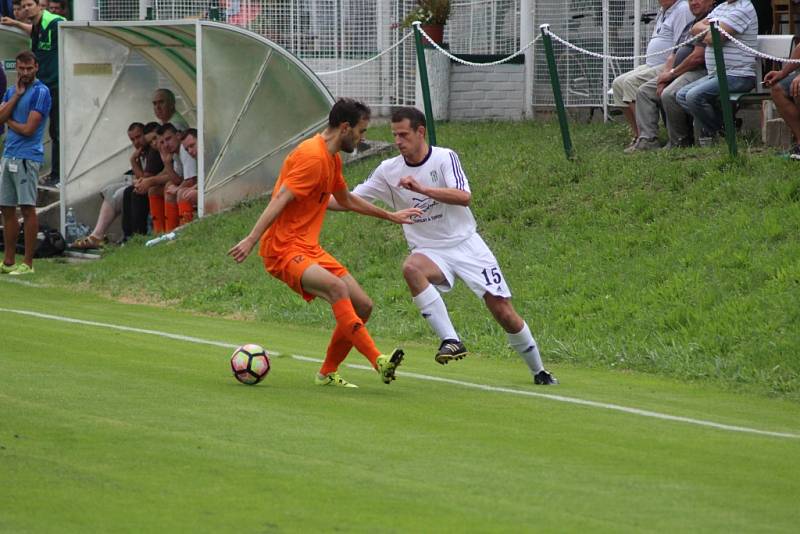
{"left": 675, "top": 74, "right": 755, "bottom": 137}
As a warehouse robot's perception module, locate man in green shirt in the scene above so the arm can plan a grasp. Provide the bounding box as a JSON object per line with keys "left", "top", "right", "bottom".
{"left": 2, "top": 0, "right": 64, "bottom": 185}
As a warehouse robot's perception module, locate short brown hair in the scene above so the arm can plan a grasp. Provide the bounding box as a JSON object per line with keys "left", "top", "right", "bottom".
{"left": 15, "top": 50, "right": 37, "bottom": 65}
{"left": 391, "top": 106, "right": 426, "bottom": 130}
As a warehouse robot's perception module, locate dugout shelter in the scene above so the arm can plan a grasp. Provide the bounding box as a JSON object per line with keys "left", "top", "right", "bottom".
{"left": 58, "top": 19, "right": 334, "bottom": 235}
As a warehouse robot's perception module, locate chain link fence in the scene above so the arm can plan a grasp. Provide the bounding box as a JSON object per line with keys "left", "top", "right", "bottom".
{"left": 94, "top": 1, "right": 658, "bottom": 112}
{"left": 95, "top": 0, "right": 141, "bottom": 20}
{"left": 533, "top": 0, "right": 661, "bottom": 110}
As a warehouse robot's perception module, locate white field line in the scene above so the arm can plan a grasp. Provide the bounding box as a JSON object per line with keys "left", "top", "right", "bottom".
{"left": 3, "top": 307, "right": 799, "bottom": 441}
{"left": 0, "top": 277, "right": 45, "bottom": 288}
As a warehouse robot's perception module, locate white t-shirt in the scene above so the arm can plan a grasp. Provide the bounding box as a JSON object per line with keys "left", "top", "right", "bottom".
{"left": 179, "top": 144, "right": 197, "bottom": 180}
{"left": 171, "top": 148, "right": 183, "bottom": 178}
{"left": 353, "top": 146, "right": 476, "bottom": 250}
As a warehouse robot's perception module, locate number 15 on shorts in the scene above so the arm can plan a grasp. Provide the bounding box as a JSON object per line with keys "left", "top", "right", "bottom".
{"left": 481, "top": 266, "right": 502, "bottom": 286}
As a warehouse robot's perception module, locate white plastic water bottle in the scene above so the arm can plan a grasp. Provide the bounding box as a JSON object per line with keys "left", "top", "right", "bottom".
{"left": 145, "top": 232, "right": 177, "bottom": 247}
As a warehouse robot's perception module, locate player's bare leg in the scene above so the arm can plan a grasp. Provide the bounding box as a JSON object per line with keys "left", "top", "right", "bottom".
{"left": 402, "top": 253, "right": 467, "bottom": 364}
{"left": 339, "top": 273, "right": 373, "bottom": 321}
{"left": 484, "top": 294, "right": 558, "bottom": 385}
{"left": 1, "top": 206, "right": 19, "bottom": 271}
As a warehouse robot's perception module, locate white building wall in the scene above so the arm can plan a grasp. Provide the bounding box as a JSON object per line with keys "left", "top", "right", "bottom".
{"left": 448, "top": 63, "right": 525, "bottom": 121}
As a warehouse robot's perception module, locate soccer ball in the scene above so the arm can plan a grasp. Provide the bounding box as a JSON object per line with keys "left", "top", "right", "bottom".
{"left": 230, "top": 344, "right": 271, "bottom": 385}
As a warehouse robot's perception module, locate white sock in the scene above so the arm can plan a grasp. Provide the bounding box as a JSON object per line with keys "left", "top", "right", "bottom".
{"left": 507, "top": 322, "right": 544, "bottom": 374}
{"left": 412, "top": 284, "right": 458, "bottom": 341}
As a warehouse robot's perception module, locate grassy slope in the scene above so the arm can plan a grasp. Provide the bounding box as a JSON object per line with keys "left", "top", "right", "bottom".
{"left": 1, "top": 283, "right": 799, "bottom": 532}
{"left": 32, "top": 121, "right": 800, "bottom": 399}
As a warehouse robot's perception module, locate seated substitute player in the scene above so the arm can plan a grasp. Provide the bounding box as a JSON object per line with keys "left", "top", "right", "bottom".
{"left": 228, "top": 99, "right": 422, "bottom": 388}
{"left": 163, "top": 126, "right": 197, "bottom": 228}
{"left": 133, "top": 122, "right": 185, "bottom": 233}
{"left": 174, "top": 128, "right": 198, "bottom": 225}
{"left": 122, "top": 121, "right": 163, "bottom": 239}
{"left": 331, "top": 106, "right": 558, "bottom": 385}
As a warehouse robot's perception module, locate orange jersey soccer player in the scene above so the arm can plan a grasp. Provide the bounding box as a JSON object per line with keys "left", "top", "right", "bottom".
{"left": 228, "top": 99, "right": 422, "bottom": 388}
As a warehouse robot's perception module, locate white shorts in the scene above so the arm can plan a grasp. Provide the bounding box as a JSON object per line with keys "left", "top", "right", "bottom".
{"left": 413, "top": 233, "right": 512, "bottom": 299}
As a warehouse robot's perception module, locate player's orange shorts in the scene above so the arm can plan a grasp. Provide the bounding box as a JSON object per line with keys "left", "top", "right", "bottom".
{"left": 263, "top": 246, "right": 349, "bottom": 302}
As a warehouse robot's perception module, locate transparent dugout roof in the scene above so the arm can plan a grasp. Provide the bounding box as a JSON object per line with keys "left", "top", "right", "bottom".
{"left": 59, "top": 20, "right": 334, "bottom": 229}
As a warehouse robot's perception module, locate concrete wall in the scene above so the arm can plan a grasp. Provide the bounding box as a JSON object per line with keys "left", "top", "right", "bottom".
{"left": 448, "top": 63, "right": 526, "bottom": 121}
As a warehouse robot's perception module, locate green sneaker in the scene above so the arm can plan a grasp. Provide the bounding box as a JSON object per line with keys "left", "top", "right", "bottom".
{"left": 314, "top": 372, "right": 358, "bottom": 388}
{"left": 0, "top": 262, "right": 17, "bottom": 274}
{"left": 8, "top": 263, "right": 34, "bottom": 276}
{"left": 376, "top": 348, "right": 404, "bottom": 384}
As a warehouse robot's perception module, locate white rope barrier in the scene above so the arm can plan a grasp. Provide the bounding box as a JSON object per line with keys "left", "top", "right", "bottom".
{"left": 716, "top": 25, "right": 800, "bottom": 64}
{"left": 414, "top": 22, "right": 541, "bottom": 67}
{"left": 541, "top": 25, "right": 709, "bottom": 62}
{"left": 316, "top": 32, "right": 413, "bottom": 76}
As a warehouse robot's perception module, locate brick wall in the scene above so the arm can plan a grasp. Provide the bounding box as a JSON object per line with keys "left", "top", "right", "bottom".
{"left": 448, "top": 63, "right": 526, "bottom": 121}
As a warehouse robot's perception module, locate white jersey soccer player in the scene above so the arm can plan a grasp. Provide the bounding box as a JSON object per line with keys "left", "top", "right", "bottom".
{"left": 354, "top": 146, "right": 476, "bottom": 249}
{"left": 345, "top": 106, "right": 558, "bottom": 385}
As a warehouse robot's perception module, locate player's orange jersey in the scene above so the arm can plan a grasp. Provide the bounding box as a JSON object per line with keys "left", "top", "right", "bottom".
{"left": 259, "top": 134, "right": 347, "bottom": 259}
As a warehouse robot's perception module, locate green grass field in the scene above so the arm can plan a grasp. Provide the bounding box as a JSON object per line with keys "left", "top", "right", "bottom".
{"left": 2, "top": 120, "right": 800, "bottom": 531}
{"left": 35, "top": 120, "right": 800, "bottom": 399}
{"left": 1, "top": 281, "right": 799, "bottom": 532}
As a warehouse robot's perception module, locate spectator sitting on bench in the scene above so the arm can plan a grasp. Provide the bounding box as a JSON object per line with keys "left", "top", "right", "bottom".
{"left": 764, "top": 42, "right": 800, "bottom": 160}
{"left": 174, "top": 128, "right": 198, "bottom": 226}
{"left": 70, "top": 122, "right": 148, "bottom": 249}
{"left": 612, "top": 0, "right": 694, "bottom": 149}
{"left": 628, "top": 0, "right": 716, "bottom": 151}
{"left": 676, "top": 0, "right": 757, "bottom": 146}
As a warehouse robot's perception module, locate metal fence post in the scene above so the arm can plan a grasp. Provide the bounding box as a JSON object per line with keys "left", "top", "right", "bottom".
{"left": 412, "top": 22, "right": 437, "bottom": 146}
{"left": 540, "top": 24, "right": 575, "bottom": 160}
{"left": 710, "top": 20, "right": 737, "bottom": 157}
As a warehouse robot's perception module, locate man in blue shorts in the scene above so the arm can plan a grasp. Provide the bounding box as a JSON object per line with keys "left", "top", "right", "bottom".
{"left": 0, "top": 50, "right": 52, "bottom": 275}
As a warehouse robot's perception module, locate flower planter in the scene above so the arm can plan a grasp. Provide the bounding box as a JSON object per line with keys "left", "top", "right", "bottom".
{"left": 420, "top": 23, "right": 445, "bottom": 46}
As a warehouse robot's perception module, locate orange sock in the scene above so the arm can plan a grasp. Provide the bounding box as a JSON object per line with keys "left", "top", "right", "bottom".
{"left": 164, "top": 201, "right": 179, "bottom": 232}
{"left": 178, "top": 201, "right": 194, "bottom": 225}
{"left": 319, "top": 323, "right": 353, "bottom": 376}
{"left": 148, "top": 195, "right": 165, "bottom": 234}
{"left": 331, "top": 298, "right": 380, "bottom": 366}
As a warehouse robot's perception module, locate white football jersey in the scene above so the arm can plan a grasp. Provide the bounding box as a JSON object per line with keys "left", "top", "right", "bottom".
{"left": 353, "top": 146, "right": 476, "bottom": 250}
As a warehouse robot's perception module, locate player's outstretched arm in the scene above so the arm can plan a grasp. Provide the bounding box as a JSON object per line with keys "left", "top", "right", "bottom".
{"left": 326, "top": 195, "right": 347, "bottom": 212}
{"left": 228, "top": 186, "right": 295, "bottom": 263}
{"left": 332, "top": 189, "right": 421, "bottom": 224}
{"left": 398, "top": 176, "right": 471, "bottom": 206}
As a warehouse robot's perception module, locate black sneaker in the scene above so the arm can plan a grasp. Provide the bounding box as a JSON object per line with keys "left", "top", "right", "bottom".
{"left": 534, "top": 370, "right": 559, "bottom": 385}
{"left": 434, "top": 339, "right": 468, "bottom": 365}
{"left": 789, "top": 144, "right": 800, "bottom": 160}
